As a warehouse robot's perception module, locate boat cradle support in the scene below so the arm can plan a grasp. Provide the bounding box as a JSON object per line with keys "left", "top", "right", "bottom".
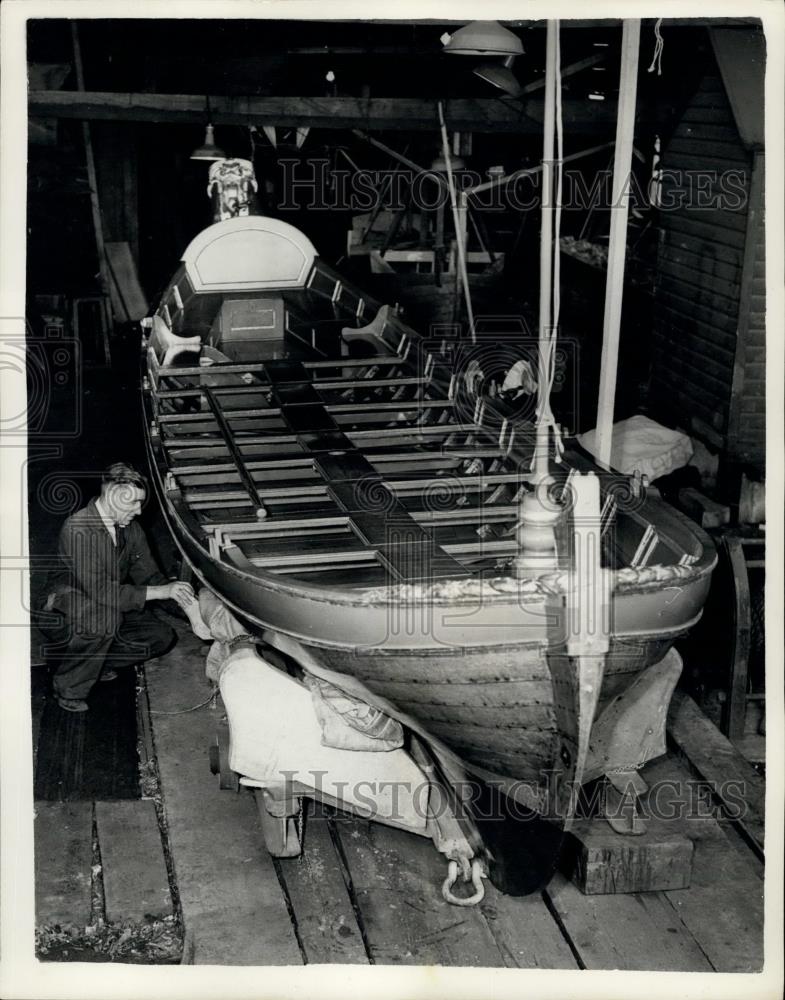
{"left": 209, "top": 645, "right": 487, "bottom": 904}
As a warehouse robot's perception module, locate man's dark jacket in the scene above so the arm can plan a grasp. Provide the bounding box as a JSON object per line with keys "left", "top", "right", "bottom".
{"left": 45, "top": 498, "right": 167, "bottom": 627}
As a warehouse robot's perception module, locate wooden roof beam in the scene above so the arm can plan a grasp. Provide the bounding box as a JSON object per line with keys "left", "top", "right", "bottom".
{"left": 28, "top": 91, "right": 624, "bottom": 133}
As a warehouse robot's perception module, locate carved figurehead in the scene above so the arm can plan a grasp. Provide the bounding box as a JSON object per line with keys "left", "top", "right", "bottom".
{"left": 207, "top": 158, "right": 259, "bottom": 222}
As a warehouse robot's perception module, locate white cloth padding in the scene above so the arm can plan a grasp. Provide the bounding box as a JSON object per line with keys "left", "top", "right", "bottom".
{"left": 578, "top": 414, "right": 693, "bottom": 481}
{"left": 220, "top": 650, "right": 427, "bottom": 829}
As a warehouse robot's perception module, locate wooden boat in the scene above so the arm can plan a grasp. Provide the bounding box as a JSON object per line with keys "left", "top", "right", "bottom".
{"left": 141, "top": 214, "right": 715, "bottom": 832}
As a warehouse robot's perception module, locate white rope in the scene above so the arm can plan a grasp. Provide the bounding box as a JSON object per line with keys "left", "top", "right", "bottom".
{"left": 532, "top": 22, "right": 565, "bottom": 468}
{"left": 648, "top": 134, "right": 662, "bottom": 208}
{"left": 647, "top": 18, "right": 664, "bottom": 75}
{"left": 437, "top": 101, "right": 475, "bottom": 339}
{"left": 150, "top": 688, "right": 218, "bottom": 716}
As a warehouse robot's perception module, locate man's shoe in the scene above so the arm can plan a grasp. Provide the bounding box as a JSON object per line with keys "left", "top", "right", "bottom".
{"left": 99, "top": 668, "right": 118, "bottom": 683}
{"left": 56, "top": 696, "right": 89, "bottom": 713}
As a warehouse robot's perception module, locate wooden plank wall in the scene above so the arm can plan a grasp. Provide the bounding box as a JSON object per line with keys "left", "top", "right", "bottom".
{"left": 649, "top": 69, "right": 752, "bottom": 451}
{"left": 727, "top": 152, "right": 766, "bottom": 467}
{"left": 93, "top": 122, "right": 140, "bottom": 267}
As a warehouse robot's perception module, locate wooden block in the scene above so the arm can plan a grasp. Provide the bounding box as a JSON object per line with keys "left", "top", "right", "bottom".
{"left": 35, "top": 801, "right": 93, "bottom": 927}
{"left": 563, "top": 816, "right": 694, "bottom": 894}
{"left": 95, "top": 800, "right": 172, "bottom": 923}
{"left": 275, "top": 809, "right": 369, "bottom": 965}
{"left": 677, "top": 487, "right": 730, "bottom": 528}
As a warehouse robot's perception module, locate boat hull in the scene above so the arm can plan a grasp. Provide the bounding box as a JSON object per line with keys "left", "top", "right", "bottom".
{"left": 146, "top": 425, "right": 704, "bottom": 794}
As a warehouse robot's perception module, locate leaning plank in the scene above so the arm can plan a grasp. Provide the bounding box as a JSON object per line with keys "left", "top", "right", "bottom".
{"left": 144, "top": 627, "right": 302, "bottom": 965}
{"left": 274, "top": 808, "right": 369, "bottom": 965}
{"left": 35, "top": 801, "right": 94, "bottom": 927}
{"left": 667, "top": 689, "right": 765, "bottom": 852}
{"left": 335, "top": 815, "right": 505, "bottom": 966}
{"left": 544, "top": 873, "right": 713, "bottom": 971}
{"left": 95, "top": 800, "right": 172, "bottom": 923}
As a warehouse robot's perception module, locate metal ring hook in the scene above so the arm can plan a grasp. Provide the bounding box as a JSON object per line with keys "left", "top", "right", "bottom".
{"left": 441, "top": 858, "right": 486, "bottom": 907}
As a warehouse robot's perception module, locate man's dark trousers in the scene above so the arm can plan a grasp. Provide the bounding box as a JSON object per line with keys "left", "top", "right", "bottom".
{"left": 43, "top": 589, "right": 175, "bottom": 701}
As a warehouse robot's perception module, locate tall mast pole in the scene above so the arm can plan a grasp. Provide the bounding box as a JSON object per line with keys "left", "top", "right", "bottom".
{"left": 515, "top": 19, "right": 560, "bottom": 576}
{"left": 595, "top": 20, "right": 641, "bottom": 467}
{"left": 534, "top": 19, "right": 558, "bottom": 479}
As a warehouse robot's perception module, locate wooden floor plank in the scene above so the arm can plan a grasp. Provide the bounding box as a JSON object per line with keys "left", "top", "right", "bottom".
{"left": 544, "top": 873, "right": 714, "bottom": 971}
{"left": 144, "top": 626, "right": 302, "bottom": 966}
{"left": 95, "top": 800, "right": 172, "bottom": 923}
{"left": 663, "top": 818, "right": 764, "bottom": 972}
{"left": 478, "top": 888, "right": 579, "bottom": 969}
{"left": 334, "top": 816, "right": 505, "bottom": 967}
{"left": 643, "top": 755, "right": 764, "bottom": 973}
{"left": 275, "top": 809, "right": 369, "bottom": 965}
{"left": 35, "top": 801, "right": 94, "bottom": 927}
{"left": 33, "top": 667, "right": 140, "bottom": 802}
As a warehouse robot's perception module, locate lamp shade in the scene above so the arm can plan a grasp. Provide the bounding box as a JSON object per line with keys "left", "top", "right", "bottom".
{"left": 430, "top": 153, "right": 466, "bottom": 172}
{"left": 474, "top": 55, "right": 523, "bottom": 98}
{"left": 442, "top": 20, "right": 523, "bottom": 57}
{"left": 190, "top": 124, "right": 226, "bottom": 161}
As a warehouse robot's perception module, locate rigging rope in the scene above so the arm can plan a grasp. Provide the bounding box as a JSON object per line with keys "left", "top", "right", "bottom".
{"left": 647, "top": 18, "right": 664, "bottom": 76}
{"left": 532, "top": 22, "right": 566, "bottom": 468}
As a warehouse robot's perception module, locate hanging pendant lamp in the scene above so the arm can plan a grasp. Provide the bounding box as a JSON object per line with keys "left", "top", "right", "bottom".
{"left": 190, "top": 124, "right": 226, "bottom": 162}
{"left": 442, "top": 20, "right": 523, "bottom": 57}
{"left": 473, "top": 54, "right": 523, "bottom": 97}
{"left": 430, "top": 153, "right": 466, "bottom": 172}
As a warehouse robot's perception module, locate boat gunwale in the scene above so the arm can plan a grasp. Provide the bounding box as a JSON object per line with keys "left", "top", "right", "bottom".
{"left": 151, "top": 428, "right": 716, "bottom": 606}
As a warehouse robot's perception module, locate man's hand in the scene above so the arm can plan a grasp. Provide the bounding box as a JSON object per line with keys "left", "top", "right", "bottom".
{"left": 146, "top": 581, "right": 196, "bottom": 606}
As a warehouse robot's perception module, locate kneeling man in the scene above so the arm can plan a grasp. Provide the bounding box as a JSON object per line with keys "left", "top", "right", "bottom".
{"left": 41, "top": 462, "right": 194, "bottom": 712}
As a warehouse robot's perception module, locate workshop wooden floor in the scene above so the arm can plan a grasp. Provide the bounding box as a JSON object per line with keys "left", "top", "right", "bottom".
{"left": 142, "top": 622, "right": 765, "bottom": 971}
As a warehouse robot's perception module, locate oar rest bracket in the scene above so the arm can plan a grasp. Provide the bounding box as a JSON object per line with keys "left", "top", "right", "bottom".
{"left": 341, "top": 304, "right": 398, "bottom": 355}
{"left": 147, "top": 314, "right": 202, "bottom": 367}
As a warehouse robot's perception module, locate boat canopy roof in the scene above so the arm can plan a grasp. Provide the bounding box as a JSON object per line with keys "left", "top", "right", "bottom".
{"left": 181, "top": 217, "right": 319, "bottom": 293}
